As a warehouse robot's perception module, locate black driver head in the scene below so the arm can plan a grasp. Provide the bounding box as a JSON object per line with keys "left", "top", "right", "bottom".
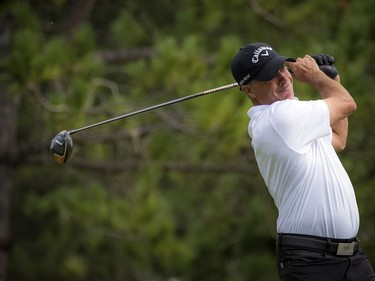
{"left": 50, "top": 130, "right": 73, "bottom": 164}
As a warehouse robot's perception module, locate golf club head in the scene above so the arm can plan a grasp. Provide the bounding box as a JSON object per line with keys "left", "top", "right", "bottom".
{"left": 50, "top": 130, "right": 73, "bottom": 164}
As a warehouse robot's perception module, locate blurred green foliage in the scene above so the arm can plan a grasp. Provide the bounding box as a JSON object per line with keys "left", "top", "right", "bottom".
{"left": 2, "top": 0, "right": 375, "bottom": 280}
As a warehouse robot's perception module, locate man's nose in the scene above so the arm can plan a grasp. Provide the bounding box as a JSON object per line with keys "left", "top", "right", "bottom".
{"left": 275, "top": 71, "right": 289, "bottom": 85}
{"left": 277, "top": 68, "right": 290, "bottom": 79}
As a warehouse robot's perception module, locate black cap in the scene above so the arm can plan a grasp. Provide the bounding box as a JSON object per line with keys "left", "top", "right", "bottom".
{"left": 231, "top": 42, "right": 295, "bottom": 86}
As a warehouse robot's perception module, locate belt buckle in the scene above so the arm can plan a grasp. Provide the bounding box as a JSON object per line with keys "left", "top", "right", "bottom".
{"left": 336, "top": 241, "right": 356, "bottom": 256}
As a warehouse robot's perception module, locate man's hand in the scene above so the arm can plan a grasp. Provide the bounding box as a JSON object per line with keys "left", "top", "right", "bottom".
{"left": 311, "top": 54, "right": 335, "bottom": 65}
{"left": 286, "top": 55, "right": 323, "bottom": 85}
{"left": 311, "top": 54, "right": 339, "bottom": 79}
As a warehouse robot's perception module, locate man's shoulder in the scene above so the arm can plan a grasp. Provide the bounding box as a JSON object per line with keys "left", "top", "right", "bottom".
{"left": 270, "top": 99, "right": 327, "bottom": 114}
{"left": 249, "top": 99, "right": 327, "bottom": 123}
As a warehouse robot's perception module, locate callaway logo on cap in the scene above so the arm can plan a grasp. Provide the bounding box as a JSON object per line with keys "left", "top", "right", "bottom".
{"left": 231, "top": 42, "right": 295, "bottom": 86}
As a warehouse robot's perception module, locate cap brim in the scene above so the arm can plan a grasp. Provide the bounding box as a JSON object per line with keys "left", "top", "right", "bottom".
{"left": 255, "top": 56, "right": 296, "bottom": 81}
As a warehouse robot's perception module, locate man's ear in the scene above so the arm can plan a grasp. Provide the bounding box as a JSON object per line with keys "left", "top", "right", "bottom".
{"left": 248, "top": 91, "right": 256, "bottom": 99}
{"left": 242, "top": 85, "right": 256, "bottom": 99}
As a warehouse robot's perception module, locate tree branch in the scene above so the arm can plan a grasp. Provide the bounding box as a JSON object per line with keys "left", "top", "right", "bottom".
{"left": 97, "top": 47, "right": 156, "bottom": 64}
{"left": 63, "top": 158, "right": 257, "bottom": 174}
{"left": 28, "top": 84, "right": 71, "bottom": 113}
{"left": 248, "top": 0, "right": 286, "bottom": 29}
{"left": 62, "top": 0, "right": 96, "bottom": 38}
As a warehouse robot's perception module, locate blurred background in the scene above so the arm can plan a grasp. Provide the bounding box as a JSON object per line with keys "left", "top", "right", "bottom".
{"left": 1, "top": 0, "right": 374, "bottom": 280}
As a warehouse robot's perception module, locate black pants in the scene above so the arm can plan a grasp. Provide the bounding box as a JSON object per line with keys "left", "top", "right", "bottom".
{"left": 276, "top": 233, "right": 375, "bottom": 281}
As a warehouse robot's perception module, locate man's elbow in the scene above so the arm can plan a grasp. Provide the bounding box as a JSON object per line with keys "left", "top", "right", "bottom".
{"left": 332, "top": 135, "right": 347, "bottom": 152}
{"left": 335, "top": 142, "right": 346, "bottom": 153}
{"left": 347, "top": 96, "right": 357, "bottom": 115}
{"left": 349, "top": 100, "right": 357, "bottom": 114}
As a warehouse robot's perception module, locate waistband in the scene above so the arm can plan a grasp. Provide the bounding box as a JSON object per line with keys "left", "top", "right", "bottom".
{"left": 277, "top": 233, "right": 360, "bottom": 256}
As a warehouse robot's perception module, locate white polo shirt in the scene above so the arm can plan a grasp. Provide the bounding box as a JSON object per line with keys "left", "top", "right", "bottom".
{"left": 248, "top": 99, "right": 359, "bottom": 239}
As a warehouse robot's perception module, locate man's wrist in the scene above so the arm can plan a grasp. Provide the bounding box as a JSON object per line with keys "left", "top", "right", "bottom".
{"left": 311, "top": 69, "right": 332, "bottom": 89}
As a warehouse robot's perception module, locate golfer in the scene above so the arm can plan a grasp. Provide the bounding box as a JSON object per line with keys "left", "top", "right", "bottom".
{"left": 231, "top": 42, "right": 375, "bottom": 280}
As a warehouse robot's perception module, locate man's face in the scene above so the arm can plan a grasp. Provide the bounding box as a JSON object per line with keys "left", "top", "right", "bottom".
{"left": 242, "top": 65, "right": 295, "bottom": 105}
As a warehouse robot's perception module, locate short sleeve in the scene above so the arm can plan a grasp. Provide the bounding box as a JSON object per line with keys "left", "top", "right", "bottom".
{"left": 269, "top": 99, "right": 331, "bottom": 154}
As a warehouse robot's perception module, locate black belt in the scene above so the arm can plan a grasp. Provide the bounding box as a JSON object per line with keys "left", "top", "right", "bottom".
{"left": 277, "top": 233, "right": 360, "bottom": 256}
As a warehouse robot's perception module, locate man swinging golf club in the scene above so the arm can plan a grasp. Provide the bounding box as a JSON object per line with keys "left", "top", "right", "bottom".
{"left": 231, "top": 42, "right": 375, "bottom": 280}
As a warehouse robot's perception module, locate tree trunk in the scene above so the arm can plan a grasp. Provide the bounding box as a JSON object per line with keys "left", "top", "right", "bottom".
{"left": 0, "top": 91, "right": 19, "bottom": 281}
{"left": 0, "top": 15, "right": 18, "bottom": 281}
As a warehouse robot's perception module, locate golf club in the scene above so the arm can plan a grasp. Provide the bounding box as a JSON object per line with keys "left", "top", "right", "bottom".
{"left": 50, "top": 82, "right": 239, "bottom": 164}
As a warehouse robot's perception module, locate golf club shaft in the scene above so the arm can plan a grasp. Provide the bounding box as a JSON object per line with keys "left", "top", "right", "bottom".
{"left": 68, "top": 82, "right": 238, "bottom": 135}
